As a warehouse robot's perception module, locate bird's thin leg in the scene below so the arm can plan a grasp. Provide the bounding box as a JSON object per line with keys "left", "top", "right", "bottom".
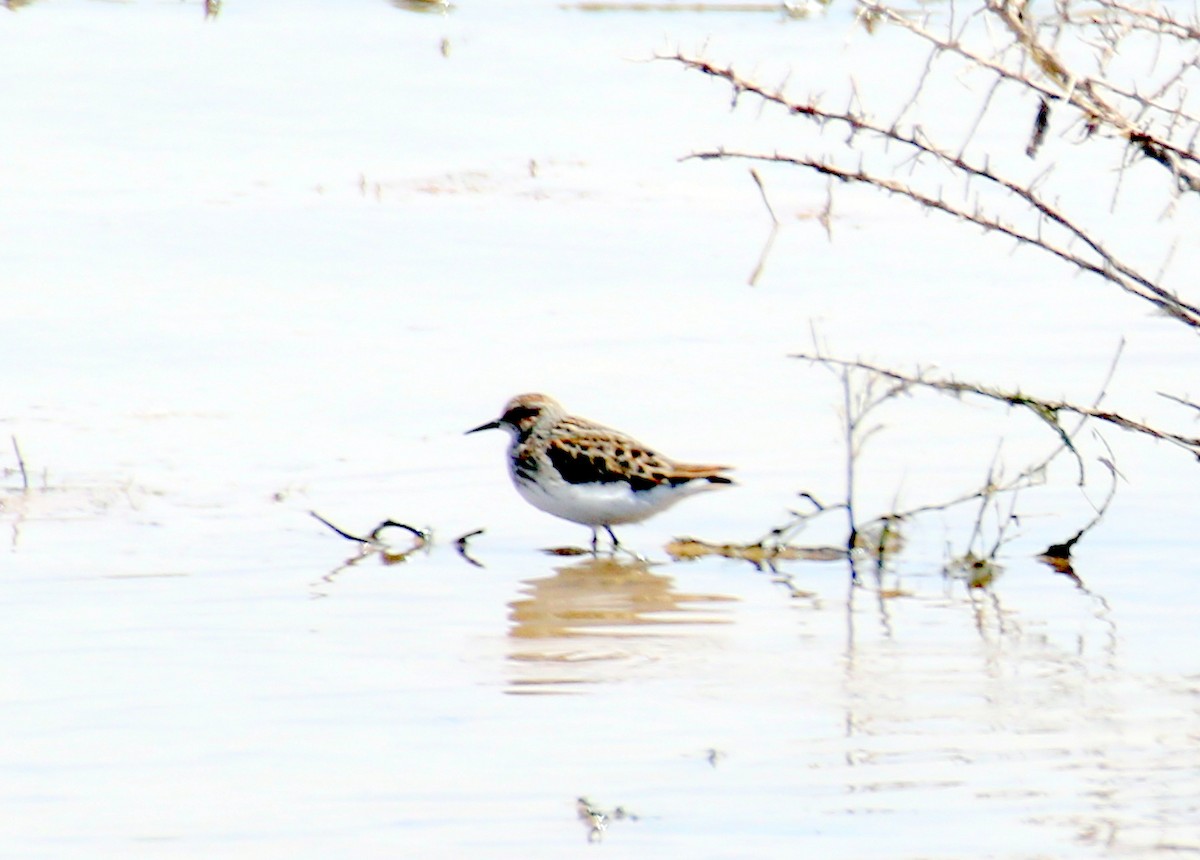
{"left": 590, "top": 527, "right": 600, "bottom": 555}
{"left": 605, "top": 525, "right": 646, "bottom": 561}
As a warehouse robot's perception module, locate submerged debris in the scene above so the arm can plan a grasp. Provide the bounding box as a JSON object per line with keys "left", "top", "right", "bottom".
{"left": 945, "top": 553, "right": 1003, "bottom": 589}
{"left": 542, "top": 545, "right": 594, "bottom": 557}
{"left": 1038, "top": 529, "right": 1083, "bottom": 580}
{"left": 853, "top": 517, "right": 906, "bottom": 561}
{"left": 576, "top": 796, "right": 639, "bottom": 842}
{"left": 665, "top": 536, "right": 845, "bottom": 564}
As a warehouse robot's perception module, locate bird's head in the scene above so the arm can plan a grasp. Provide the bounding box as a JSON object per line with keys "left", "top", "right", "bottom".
{"left": 466, "top": 392, "right": 563, "bottom": 437}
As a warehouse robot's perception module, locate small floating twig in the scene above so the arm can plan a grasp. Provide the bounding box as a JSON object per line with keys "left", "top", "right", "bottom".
{"left": 310, "top": 509, "right": 371, "bottom": 544}
{"left": 310, "top": 511, "right": 430, "bottom": 564}
{"left": 370, "top": 519, "right": 429, "bottom": 543}
{"left": 310, "top": 510, "right": 428, "bottom": 545}
{"left": 454, "top": 528, "right": 486, "bottom": 568}
{"left": 312, "top": 511, "right": 488, "bottom": 570}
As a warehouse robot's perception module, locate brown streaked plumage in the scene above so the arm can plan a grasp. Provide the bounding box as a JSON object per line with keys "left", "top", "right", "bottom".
{"left": 467, "top": 393, "right": 734, "bottom": 550}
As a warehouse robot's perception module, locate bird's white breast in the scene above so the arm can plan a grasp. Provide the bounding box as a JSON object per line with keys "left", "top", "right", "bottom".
{"left": 510, "top": 461, "right": 718, "bottom": 526}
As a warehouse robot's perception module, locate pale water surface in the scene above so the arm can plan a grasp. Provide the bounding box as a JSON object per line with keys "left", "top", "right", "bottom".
{"left": 1, "top": 0, "right": 1198, "bottom": 857}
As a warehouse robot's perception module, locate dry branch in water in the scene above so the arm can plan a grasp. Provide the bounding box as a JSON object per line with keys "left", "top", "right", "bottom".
{"left": 791, "top": 352, "right": 1200, "bottom": 460}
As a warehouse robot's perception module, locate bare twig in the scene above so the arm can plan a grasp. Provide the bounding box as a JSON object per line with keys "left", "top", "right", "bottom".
{"left": 310, "top": 510, "right": 429, "bottom": 550}
{"left": 662, "top": 0, "right": 1200, "bottom": 329}
{"left": 1159, "top": 390, "right": 1200, "bottom": 415}
{"left": 747, "top": 168, "right": 782, "bottom": 286}
{"left": 867, "top": 0, "right": 1200, "bottom": 186}
{"left": 454, "top": 528, "right": 486, "bottom": 568}
{"left": 749, "top": 167, "right": 779, "bottom": 225}
{"left": 791, "top": 352, "right": 1200, "bottom": 459}
{"left": 10, "top": 436, "right": 28, "bottom": 493}
{"left": 665, "top": 52, "right": 1200, "bottom": 327}
{"left": 1038, "top": 448, "right": 1121, "bottom": 579}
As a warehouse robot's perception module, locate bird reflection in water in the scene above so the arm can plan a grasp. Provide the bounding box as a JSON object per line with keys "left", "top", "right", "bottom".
{"left": 506, "top": 555, "right": 736, "bottom": 694}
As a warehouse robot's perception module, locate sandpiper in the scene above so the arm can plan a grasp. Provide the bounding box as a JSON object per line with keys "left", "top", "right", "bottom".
{"left": 467, "top": 393, "right": 734, "bottom": 550}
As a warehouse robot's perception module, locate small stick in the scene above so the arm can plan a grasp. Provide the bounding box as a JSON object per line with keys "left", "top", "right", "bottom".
{"left": 791, "top": 352, "right": 1200, "bottom": 459}
{"left": 310, "top": 511, "right": 429, "bottom": 554}
{"left": 11, "top": 436, "right": 28, "bottom": 492}
{"left": 454, "top": 529, "right": 486, "bottom": 568}
{"left": 747, "top": 225, "right": 779, "bottom": 287}
{"left": 310, "top": 510, "right": 369, "bottom": 544}
{"left": 370, "top": 520, "right": 428, "bottom": 542}
{"left": 747, "top": 169, "right": 781, "bottom": 287}
{"left": 1159, "top": 390, "right": 1200, "bottom": 414}
{"left": 749, "top": 168, "right": 779, "bottom": 225}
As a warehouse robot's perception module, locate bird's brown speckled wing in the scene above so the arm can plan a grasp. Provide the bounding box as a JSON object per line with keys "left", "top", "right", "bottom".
{"left": 544, "top": 422, "right": 731, "bottom": 491}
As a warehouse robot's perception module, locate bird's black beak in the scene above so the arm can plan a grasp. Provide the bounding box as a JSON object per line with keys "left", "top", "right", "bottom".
{"left": 465, "top": 419, "right": 501, "bottom": 435}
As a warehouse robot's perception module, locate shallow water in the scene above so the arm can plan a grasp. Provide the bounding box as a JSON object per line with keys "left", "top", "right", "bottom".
{"left": 2, "top": 0, "right": 1199, "bottom": 856}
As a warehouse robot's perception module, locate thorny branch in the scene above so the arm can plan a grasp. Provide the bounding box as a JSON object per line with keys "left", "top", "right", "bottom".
{"left": 662, "top": 0, "right": 1200, "bottom": 329}
{"left": 861, "top": 0, "right": 1200, "bottom": 185}
{"left": 662, "top": 0, "right": 1200, "bottom": 585}
{"left": 791, "top": 352, "right": 1200, "bottom": 460}
{"left": 1083, "top": 0, "right": 1200, "bottom": 39}
{"left": 689, "top": 146, "right": 1200, "bottom": 325}
{"left": 744, "top": 345, "right": 1126, "bottom": 591}
{"left": 669, "top": 53, "right": 1200, "bottom": 327}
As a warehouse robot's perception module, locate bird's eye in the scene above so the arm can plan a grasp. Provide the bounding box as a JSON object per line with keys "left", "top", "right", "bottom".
{"left": 504, "top": 406, "right": 540, "bottom": 425}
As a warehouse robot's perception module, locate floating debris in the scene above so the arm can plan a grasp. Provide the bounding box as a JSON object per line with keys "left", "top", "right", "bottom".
{"left": 1038, "top": 530, "right": 1083, "bottom": 580}
{"left": 945, "top": 553, "right": 1003, "bottom": 589}
{"left": 454, "top": 528, "right": 485, "bottom": 568}
{"left": 576, "top": 796, "right": 639, "bottom": 842}
{"left": 854, "top": 516, "right": 906, "bottom": 561}
{"left": 310, "top": 510, "right": 429, "bottom": 561}
{"left": 665, "top": 536, "right": 845, "bottom": 564}
{"left": 541, "top": 545, "right": 593, "bottom": 557}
